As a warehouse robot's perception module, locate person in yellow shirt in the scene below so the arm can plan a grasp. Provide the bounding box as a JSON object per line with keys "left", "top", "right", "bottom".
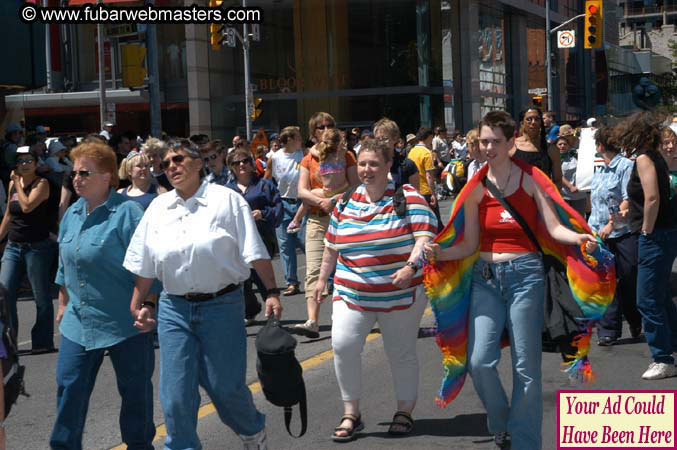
{"left": 407, "top": 127, "right": 441, "bottom": 227}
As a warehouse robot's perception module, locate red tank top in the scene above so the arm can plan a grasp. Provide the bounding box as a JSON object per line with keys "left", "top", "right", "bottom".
{"left": 479, "top": 172, "right": 540, "bottom": 253}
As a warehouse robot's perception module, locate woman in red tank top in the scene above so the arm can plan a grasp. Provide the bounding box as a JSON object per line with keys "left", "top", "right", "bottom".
{"left": 425, "top": 111, "right": 596, "bottom": 450}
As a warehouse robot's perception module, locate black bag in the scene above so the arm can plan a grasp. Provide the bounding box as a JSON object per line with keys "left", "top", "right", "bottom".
{"left": 255, "top": 317, "right": 307, "bottom": 437}
{"left": 0, "top": 285, "right": 28, "bottom": 417}
{"left": 483, "top": 179, "right": 586, "bottom": 357}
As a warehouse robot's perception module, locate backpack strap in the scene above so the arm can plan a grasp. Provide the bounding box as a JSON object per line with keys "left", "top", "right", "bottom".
{"left": 283, "top": 383, "right": 307, "bottom": 437}
{"left": 337, "top": 185, "right": 359, "bottom": 214}
{"left": 393, "top": 186, "right": 407, "bottom": 217}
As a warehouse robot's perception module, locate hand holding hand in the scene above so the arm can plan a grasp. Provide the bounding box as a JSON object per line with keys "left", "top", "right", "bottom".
{"left": 133, "top": 306, "right": 157, "bottom": 333}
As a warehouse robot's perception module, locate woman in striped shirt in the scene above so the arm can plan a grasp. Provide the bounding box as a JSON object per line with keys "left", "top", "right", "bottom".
{"left": 314, "top": 138, "right": 438, "bottom": 442}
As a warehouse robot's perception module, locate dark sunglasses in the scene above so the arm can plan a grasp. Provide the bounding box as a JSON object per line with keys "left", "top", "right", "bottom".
{"left": 203, "top": 153, "right": 220, "bottom": 163}
{"left": 70, "top": 170, "right": 99, "bottom": 179}
{"left": 160, "top": 154, "right": 187, "bottom": 171}
{"left": 316, "top": 124, "right": 334, "bottom": 131}
{"left": 16, "top": 158, "right": 35, "bottom": 165}
{"left": 231, "top": 158, "right": 252, "bottom": 166}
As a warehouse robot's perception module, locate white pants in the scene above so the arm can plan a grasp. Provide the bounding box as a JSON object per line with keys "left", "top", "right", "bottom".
{"left": 331, "top": 284, "right": 428, "bottom": 402}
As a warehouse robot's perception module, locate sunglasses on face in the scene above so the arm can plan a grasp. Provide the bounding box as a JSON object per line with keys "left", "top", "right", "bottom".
{"left": 231, "top": 158, "right": 252, "bottom": 167}
{"left": 70, "top": 170, "right": 99, "bottom": 179}
{"left": 160, "top": 154, "right": 187, "bottom": 171}
{"left": 316, "top": 124, "right": 334, "bottom": 131}
{"left": 203, "top": 153, "right": 220, "bottom": 163}
{"left": 17, "top": 158, "right": 35, "bottom": 165}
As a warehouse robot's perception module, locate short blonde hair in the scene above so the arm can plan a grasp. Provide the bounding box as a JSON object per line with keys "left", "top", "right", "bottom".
{"left": 70, "top": 141, "right": 119, "bottom": 189}
{"left": 373, "top": 118, "right": 400, "bottom": 141}
{"left": 465, "top": 128, "right": 479, "bottom": 145}
{"left": 140, "top": 137, "right": 168, "bottom": 158}
{"left": 118, "top": 152, "right": 150, "bottom": 181}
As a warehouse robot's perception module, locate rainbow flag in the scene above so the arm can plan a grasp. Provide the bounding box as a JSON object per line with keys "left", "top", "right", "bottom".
{"left": 424, "top": 159, "right": 616, "bottom": 407}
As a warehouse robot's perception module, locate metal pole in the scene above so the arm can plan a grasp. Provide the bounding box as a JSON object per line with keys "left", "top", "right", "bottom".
{"left": 44, "top": 0, "right": 53, "bottom": 92}
{"left": 243, "top": 0, "right": 252, "bottom": 141}
{"left": 545, "top": 0, "right": 553, "bottom": 112}
{"left": 147, "top": 0, "right": 162, "bottom": 138}
{"left": 97, "top": 3, "right": 106, "bottom": 130}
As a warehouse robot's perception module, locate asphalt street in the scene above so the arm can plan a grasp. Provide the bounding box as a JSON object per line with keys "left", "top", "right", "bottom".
{"left": 6, "top": 197, "right": 677, "bottom": 449}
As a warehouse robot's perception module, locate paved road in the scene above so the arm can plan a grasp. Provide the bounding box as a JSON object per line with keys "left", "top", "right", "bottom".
{"left": 7, "top": 197, "right": 677, "bottom": 449}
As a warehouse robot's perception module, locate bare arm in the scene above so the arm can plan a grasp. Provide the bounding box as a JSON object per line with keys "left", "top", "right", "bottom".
{"left": 298, "top": 166, "right": 333, "bottom": 212}
{"left": 636, "top": 154, "right": 660, "bottom": 234}
{"left": 56, "top": 286, "right": 70, "bottom": 326}
{"left": 263, "top": 156, "right": 273, "bottom": 180}
{"left": 58, "top": 185, "right": 72, "bottom": 222}
{"left": 346, "top": 165, "right": 359, "bottom": 187}
{"left": 426, "top": 170, "right": 437, "bottom": 206}
{"left": 313, "top": 246, "right": 339, "bottom": 304}
{"left": 0, "top": 188, "right": 13, "bottom": 242}
{"left": 390, "top": 235, "right": 432, "bottom": 289}
{"left": 548, "top": 146, "right": 563, "bottom": 189}
{"left": 13, "top": 177, "right": 49, "bottom": 213}
{"left": 426, "top": 185, "right": 481, "bottom": 261}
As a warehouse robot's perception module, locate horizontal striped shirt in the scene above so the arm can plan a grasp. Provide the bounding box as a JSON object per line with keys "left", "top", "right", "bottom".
{"left": 324, "top": 183, "right": 438, "bottom": 311}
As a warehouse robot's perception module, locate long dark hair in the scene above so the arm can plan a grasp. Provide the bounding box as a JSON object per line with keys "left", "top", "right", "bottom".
{"left": 518, "top": 107, "right": 547, "bottom": 153}
{"left": 611, "top": 111, "right": 665, "bottom": 156}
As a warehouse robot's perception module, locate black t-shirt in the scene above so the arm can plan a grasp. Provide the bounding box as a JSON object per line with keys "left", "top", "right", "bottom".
{"left": 627, "top": 151, "right": 674, "bottom": 232}
{"left": 390, "top": 152, "right": 418, "bottom": 190}
{"left": 8, "top": 178, "right": 50, "bottom": 243}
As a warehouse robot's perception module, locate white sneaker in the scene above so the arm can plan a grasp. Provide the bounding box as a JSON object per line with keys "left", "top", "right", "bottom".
{"left": 241, "top": 428, "right": 267, "bottom": 450}
{"left": 641, "top": 362, "right": 677, "bottom": 380}
{"left": 294, "top": 319, "right": 320, "bottom": 338}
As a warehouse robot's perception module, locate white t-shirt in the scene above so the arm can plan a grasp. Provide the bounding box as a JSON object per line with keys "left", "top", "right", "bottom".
{"left": 271, "top": 149, "right": 304, "bottom": 199}
{"left": 123, "top": 182, "right": 269, "bottom": 295}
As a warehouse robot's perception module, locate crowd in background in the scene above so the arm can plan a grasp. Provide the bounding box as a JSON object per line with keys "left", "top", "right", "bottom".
{"left": 0, "top": 108, "right": 675, "bottom": 449}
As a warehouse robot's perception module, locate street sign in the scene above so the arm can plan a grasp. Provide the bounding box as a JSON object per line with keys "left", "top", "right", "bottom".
{"left": 557, "top": 30, "right": 575, "bottom": 48}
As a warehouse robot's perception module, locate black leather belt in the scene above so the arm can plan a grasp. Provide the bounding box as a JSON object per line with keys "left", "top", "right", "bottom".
{"left": 182, "top": 284, "right": 240, "bottom": 301}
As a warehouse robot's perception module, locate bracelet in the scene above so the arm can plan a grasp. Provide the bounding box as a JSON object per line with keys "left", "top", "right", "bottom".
{"left": 141, "top": 301, "right": 156, "bottom": 309}
{"left": 640, "top": 230, "right": 650, "bottom": 236}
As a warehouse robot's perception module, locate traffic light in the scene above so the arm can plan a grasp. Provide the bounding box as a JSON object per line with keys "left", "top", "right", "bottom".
{"left": 251, "top": 98, "right": 263, "bottom": 120}
{"left": 121, "top": 43, "right": 147, "bottom": 88}
{"left": 584, "top": 0, "right": 603, "bottom": 49}
{"left": 225, "top": 27, "right": 237, "bottom": 48}
{"left": 208, "top": 0, "right": 223, "bottom": 6}
{"left": 210, "top": 23, "right": 224, "bottom": 50}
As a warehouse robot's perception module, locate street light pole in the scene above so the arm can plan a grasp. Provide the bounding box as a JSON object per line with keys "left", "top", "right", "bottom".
{"left": 546, "top": 0, "right": 553, "bottom": 112}
{"left": 242, "top": 0, "right": 252, "bottom": 141}
{"left": 97, "top": 0, "right": 106, "bottom": 130}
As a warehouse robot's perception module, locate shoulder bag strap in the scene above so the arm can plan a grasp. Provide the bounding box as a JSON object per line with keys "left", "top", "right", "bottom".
{"left": 283, "top": 384, "right": 308, "bottom": 437}
{"left": 482, "top": 177, "right": 544, "bottom": 255}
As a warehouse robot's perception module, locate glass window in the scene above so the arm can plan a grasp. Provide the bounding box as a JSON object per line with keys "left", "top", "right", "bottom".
{"left": 478, "top": 4, "right": 508, "bottom": 117}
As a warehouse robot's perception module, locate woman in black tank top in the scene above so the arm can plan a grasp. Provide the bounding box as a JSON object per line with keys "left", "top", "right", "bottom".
{"left": 613, "top": 111, "right": 677, "bottom": 381}
{"left": 0, "top": 146, "right": 55, "bottom": 354}
{"left": 511, "top": 108, "right": 563, "bottom": 188}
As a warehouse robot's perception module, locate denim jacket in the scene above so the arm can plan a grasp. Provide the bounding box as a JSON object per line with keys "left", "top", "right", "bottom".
{"left": 589, "top": 154, "right": 633, "bottom": 238}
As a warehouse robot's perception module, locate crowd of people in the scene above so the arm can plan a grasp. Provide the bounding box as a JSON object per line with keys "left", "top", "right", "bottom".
{"left": 0, "top": 107, "right": 674, "bottom": 450}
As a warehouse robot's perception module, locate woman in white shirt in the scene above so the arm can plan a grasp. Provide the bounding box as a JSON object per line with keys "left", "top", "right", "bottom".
{"left": 124, "top": 139, "right": 282, "bottom": 450}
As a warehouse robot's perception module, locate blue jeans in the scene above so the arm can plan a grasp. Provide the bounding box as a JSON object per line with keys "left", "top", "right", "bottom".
{"left": 50, "top": 333, "right": 155, "bottom": 450}
{"left": 158, "top": 289, "right": 265, "bottom": 450}
{"left": 636, "top": 228, "right": 677, "bottom": 364}
{"left": 467, "top": 254, "right": 545, "bottom": 450}
{"left": 0, "top": 239, "right": 55, "bottom": 349}
{"left": 276, "top": 198, "right": 305, "bottom": 286}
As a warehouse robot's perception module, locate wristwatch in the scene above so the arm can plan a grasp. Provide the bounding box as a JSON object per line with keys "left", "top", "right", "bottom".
{"left": 405, "top": 261, "right": 419, "bottom": 271}
{"left": 266, "top": 287, "right": 281, "bottom": 297}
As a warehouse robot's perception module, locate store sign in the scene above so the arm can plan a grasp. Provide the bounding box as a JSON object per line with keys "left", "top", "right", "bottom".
{"left": 106, "top": 23, "right": 137, "bottom": 39}
{"left": 557, "top": 30, "right": 576, "bottom": 49}
{"left": 528, "top": 88, "right": 547, "bottom": 96}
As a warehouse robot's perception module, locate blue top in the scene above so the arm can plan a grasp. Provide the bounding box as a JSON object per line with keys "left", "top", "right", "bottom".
{"left": 206, "top": 167, "right": 231, "bottom": 186}
{"left": 120, "top": 184, "right": 158, "bottom": 211}
{"left": 546, "top": 124, "right": 560, "bottom": 144}
{"left": 390, "top": 152, "right": 418, "bottom": 191}
{"left": 225, "top": 176, "right": 283, "bottom": 237}
{"left": 589, "top": 154, "right": 633, "bottom": 238}
{"left": 56, "top": 190, "right": 146, "bottom": 350}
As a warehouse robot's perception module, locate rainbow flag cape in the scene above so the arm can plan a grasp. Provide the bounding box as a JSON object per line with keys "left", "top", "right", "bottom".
{"left": 424, "top": 159, "right": 616, "bottom": 407}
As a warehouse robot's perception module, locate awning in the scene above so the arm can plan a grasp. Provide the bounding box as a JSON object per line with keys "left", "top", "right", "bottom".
{"left": 4, "top": 89, "right": 158, "bottom": 110}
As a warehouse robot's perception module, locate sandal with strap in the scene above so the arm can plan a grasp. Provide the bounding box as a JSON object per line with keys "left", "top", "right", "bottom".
{"left": 332, "top": 414, "right": 364, "bottom": 442}
{"left": 388, "top": 411, "right": 414, "bottom": 436}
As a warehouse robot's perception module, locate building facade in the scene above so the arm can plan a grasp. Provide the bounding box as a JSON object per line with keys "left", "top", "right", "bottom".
{"left": 5, "top": 0, "right": 616, "bottom": 140}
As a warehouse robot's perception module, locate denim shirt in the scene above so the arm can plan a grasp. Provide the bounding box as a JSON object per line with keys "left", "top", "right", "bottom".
{"left": 56, "top": 190, "right": 145, "bottom": 350}
{"left": 589, "top": 154, "right": 633, "bottom": 238}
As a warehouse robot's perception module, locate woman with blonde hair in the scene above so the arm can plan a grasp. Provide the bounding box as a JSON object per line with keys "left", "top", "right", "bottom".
{"left": 118, "top": 151, "right": 166, "bottom": 211}
{"left": 140, "top": 137, "right": 172, "bottom": 191}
